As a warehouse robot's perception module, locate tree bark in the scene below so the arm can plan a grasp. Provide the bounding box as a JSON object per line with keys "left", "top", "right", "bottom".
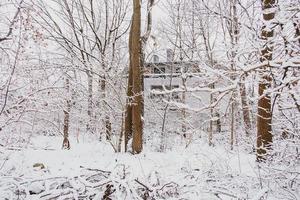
{"left": 124, "top": 21, "right": 133, "bottom": 152}
{"left": 100, "top": 76, "right": 111, "bottom": 141}
{"left": 208, "top": 83, "right": 214, "bottom": 146}
{"left": 87, "top": 71, "right": 93, "bottom": 133}
{"left": 239, "top": 78, "right": 252, "bottom": 136}
{"left": 62, "top": 78, "right": 71, "bottom": 150}
{"left": 256, "top": 0, "right": 275, "bottom": 161}
{"left": 131, "top": 0, "right": 143, "bottom": 154}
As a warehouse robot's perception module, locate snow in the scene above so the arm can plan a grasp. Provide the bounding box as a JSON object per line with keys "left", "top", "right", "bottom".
{"left": 0, "top": 135, "right": 267, "bottom": 199}
{"left": 1, "top": 1, "right": 299, "bottom": 199}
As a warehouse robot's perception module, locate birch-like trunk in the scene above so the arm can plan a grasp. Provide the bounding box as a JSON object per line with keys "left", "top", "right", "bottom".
{"left": 62, "top": 77, "right": 71, "bottom": 149}
{"left": 86, "top": 71, "right": 93, "bottom": 133}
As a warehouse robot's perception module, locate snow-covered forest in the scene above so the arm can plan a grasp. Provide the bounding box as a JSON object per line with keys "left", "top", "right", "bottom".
{"left": 0, "top": 0, "right": 299, "bottom": 199}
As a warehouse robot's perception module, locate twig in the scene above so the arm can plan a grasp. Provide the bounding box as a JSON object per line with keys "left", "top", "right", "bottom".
{"left": 134, "top": 179, "right": 153, "bottom": 192}
{"left": 0, "top": 0, "right": 24, "bottom": 42}
{"left": 79, "top": 166, "right": 111, "bottom": 175}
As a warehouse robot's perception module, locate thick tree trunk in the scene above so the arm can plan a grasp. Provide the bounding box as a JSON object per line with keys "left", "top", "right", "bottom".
{"left": 257, "top": 75, "right": 272, "bottom": 160}
{"left": 256, "top": 0, "right": 275, "bottom": 161}
{"left": 124, "top": 73, "right": 133, "bottom": 151}
{"left": 124, "top": 21, "right": 133, "bottom": 152}
{"left": 131, "top": 0, "right": 143, "bottom": 154}
{"left": 123, "top": 0, "right": 155, "bottom": 152}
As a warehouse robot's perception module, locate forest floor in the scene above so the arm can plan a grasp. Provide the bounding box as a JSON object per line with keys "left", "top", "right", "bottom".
{"left": 0, "top": 135, "right": 297, "bottom": 199}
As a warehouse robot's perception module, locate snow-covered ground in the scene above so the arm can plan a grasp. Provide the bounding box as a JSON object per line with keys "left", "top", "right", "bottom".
{"left": 0, "top": 135, "right": 298, "bottom": 199}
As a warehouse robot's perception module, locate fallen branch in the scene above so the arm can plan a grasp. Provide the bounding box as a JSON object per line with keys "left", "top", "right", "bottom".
{"left": 134, "top": 179, "right": 153, "bottom": 192}
{"left": 79, "top": 166, "right": 111, "bottom": 175}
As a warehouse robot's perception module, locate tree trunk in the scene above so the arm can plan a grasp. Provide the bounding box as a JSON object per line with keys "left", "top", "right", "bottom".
{"left": 239, "top": 79, "right": 252, "bottom": 136}
{"left": 230, "top": 99, "right": 235, "bottom": 150}
{"left": 99, "top": 76, "right": 111, "bottom": 141}
{"left": 62, "top": 78, "right": 71, "bottom": 150}
{"left": 131, "top": 0, "right": 143, "bottom": 154}
{"left": 87, "top": 71, "right": 93, "bottom": 133}
{"left": 256, "top": 0, "right": 275, "bottom": 161}
{"left": 208, "top": 83, "right": 214, "bottom": 146}
{"left": 124, "top": 21, "right": 133, "bottom": 152}
{"left": 181, "top": 77, "right": 187, "bottom": 133}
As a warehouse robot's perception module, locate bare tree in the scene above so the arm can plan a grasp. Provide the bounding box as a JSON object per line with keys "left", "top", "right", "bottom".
{"left": 0, "top": 0, "right": 24, "bottom": 115}
{"left": 35, "top": 0, "right": 130, "bottom": 140}
{"left": 0, "top": 0, "right": 24, "bottom": 43}
{"left": 124, "top": 0, "right": 154, "bottom": 152}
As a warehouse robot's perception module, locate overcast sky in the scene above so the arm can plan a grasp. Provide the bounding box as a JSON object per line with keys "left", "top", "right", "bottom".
{"left": 143, "top": 0, "right": 171, "bottom": 60}
{"left": 152, "top": 0, "right": 168, "bottom": 28}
